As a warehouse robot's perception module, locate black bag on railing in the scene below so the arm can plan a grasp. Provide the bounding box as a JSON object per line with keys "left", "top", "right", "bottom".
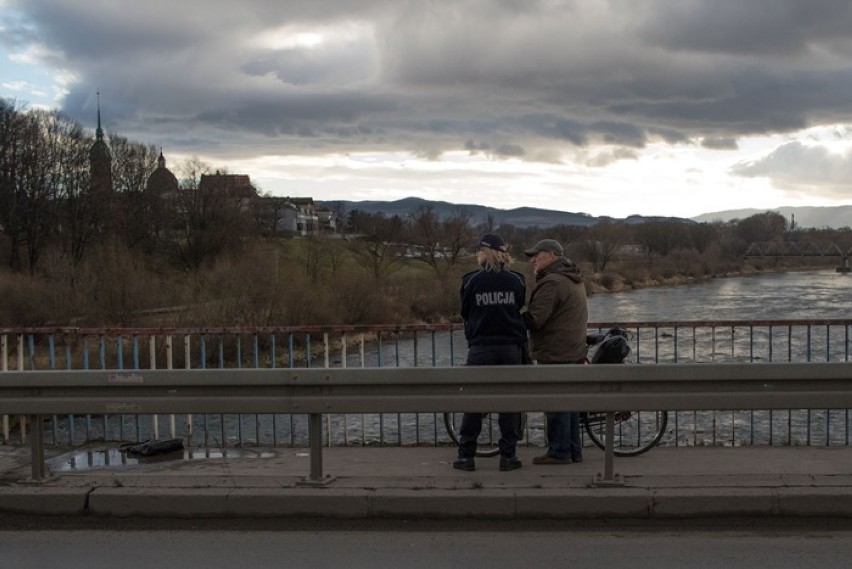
{"left": 591, "top": 330, "right": 631, "bottom": 364}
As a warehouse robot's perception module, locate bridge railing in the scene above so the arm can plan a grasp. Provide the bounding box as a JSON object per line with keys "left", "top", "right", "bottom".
{"left": 2, "top": 362, "right": 852, "bottom": 481}
{"left": 1, "top": 319, "right": 851, "bottom": 449}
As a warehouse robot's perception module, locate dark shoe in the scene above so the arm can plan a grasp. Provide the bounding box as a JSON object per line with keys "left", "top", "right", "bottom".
{"left": 532, "top": 453, "right": 572, "bottom": 465}
{"left": 499, "top": 456, "right": 522, "bottom": 471}
{"left": 571, "top": 455, "right": 583, "bottom": 463}
{"left": 453, "top": 457, "right": 476, "bottom": 471}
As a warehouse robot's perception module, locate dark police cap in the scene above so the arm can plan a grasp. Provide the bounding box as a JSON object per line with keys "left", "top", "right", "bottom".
{"left": 478, "top": 233, "right": 507, "bottom": 252}
{"left": 523, "top": 239, "right": 564, "bottom": 257}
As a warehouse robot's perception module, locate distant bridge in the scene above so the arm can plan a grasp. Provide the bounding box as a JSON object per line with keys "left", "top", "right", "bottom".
{"left": 744, "top": 241, "right": 851, "bottom": 273}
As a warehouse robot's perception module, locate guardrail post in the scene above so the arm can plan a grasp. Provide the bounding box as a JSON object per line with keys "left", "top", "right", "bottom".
{"left": 593, "top": 412, "right": 624, "bottom": 486}
{"left": 29, "top": 415, "right": 45, "bottom": 480}
{"left": 310, "top": 412, "right": 322, "bottom": 479}
{"left": 298, "top": 412, "right": 335, "bottom": 486}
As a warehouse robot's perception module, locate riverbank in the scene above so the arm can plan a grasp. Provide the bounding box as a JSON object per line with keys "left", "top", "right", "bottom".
{"left": 584, "top": 258, "right": 838, "bottom": 295}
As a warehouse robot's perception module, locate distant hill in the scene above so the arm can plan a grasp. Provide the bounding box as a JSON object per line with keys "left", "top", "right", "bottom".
{"left": 694, "top": 206, "right": 852, "bottom": 229}
{"left": 318, "top": 197, "right": 692, "bottom": 228}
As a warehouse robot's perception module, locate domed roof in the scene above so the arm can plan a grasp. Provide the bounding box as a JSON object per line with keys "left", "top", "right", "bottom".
{"left": 146, "top": 151, "right": 179, "bottom": 194}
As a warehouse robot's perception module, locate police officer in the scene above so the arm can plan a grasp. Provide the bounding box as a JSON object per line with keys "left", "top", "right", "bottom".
{"left": 453, "top": 233, "right": 527, "bottom": 472}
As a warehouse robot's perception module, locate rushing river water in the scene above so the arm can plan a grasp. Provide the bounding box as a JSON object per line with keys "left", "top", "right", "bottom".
{"left": 587, "top": 269, "right": 852, "bottom": 322}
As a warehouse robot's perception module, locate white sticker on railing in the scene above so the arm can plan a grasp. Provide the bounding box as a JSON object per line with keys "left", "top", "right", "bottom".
{"left": 107, "top": 373, "right": 144, "bottom": 384}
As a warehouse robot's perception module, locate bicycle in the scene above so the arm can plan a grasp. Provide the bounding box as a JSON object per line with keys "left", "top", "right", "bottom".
{"left": 444, "top": 327, "right": 669, "bottom": 458}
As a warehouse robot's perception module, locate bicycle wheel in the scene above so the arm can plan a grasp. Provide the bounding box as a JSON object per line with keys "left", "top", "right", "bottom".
{"left": 443, "top": 412, "right": 527, "bottom": 458}
{"left": 583, "top": 410, "right": 668, "bottom": 457}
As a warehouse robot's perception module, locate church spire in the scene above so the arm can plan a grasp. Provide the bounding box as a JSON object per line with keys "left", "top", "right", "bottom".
{"left": 89, "top": 89, "right": 112, "bottom": 198}
{"left": 96, "top": 91, "right": 104, "bottom": 141}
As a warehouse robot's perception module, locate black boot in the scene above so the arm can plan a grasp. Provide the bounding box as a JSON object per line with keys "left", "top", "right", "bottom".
{"left": 499, "top": 456, "right": 522, "bottom": 471}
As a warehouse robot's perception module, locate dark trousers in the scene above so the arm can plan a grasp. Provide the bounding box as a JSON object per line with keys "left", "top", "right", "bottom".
{"left": 457, "top": 344, "right": 522, "bottom": 459}
{"left": 544, "top": 411, "right": 582, "bottom": 459}
{"left": 541, "top": 358, "right": 584, "bottom": 459}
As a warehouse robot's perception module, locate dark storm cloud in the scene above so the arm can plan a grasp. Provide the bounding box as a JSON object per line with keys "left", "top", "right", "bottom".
{"left": 195, "top": 94, "right": 397, "bottom": 131}
{"left": 515, "top": 114, "right": 588, "bottom": 147}
{"left": 8, "top": 0, "right": 852, "bottom": 178}
{"left": 637, "top": 0, "right": 852, "bottom": 55}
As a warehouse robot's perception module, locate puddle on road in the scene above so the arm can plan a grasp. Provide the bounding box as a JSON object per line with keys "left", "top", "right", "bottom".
{"left": 49, "top": 447, "right": 277, "bottom": 472}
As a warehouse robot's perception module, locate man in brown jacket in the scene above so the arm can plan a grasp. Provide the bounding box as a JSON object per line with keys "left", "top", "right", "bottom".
{"left": 521, "top": 238, "right": 588, "bottom": 464}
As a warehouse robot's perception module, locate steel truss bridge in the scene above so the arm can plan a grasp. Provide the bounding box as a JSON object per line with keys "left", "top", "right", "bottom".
{"left": 744, "top": 241, "right": 851, "bottom": 272}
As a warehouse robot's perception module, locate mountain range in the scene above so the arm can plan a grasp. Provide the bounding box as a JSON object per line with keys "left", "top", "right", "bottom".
{"left": 318, "top": 197, "right": 852, "bottom": 229}
{"left": 319, "top": 197, "right": 692, "bottom": 228}
{"left": 693, "top": 205, "right": 852, "bottom": 229}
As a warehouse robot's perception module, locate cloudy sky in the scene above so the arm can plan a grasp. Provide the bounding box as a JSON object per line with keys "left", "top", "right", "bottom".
{"left": 3, "top": 0, "right": 852, "bottom": 219}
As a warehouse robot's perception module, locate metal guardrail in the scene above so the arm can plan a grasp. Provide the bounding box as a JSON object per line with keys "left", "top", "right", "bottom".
{"left": 3, "top": 362, "right": 852, "bottom": 484}
{"left": 2, "top": 319, "right": 852, "bottom": 449}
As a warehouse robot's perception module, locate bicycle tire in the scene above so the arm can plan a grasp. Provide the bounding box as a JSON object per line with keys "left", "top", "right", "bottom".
{"left": 443, "top": 412, "right": 528, "bottom": 458}
{"left": 583, "top": 410, "right": 668, "bottom": 457}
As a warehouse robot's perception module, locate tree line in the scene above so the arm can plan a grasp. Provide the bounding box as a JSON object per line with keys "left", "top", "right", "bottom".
{"left": 2, "top": 97, "right": 850, "bottom": 327}
{"left": 0, "top": 99, "right": 296, "bottom": 274}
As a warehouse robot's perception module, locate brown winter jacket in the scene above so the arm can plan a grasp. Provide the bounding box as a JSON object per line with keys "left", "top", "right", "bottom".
{"left": 522, "top": 257, "right": 589, "bottom": 364}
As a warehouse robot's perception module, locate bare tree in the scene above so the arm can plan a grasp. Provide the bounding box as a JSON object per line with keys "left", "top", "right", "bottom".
{"left": 169, "top": 158, "right": 248, "bottom": 270}
{"left": 0, "top": 98, "right": 25, "bottom": 269}
{"left": 440, "top": 208, "right": 476, "bottom": 268}
{"left": 248, "top": 194, "right": 289, "bottom": 238}
{"left": 302, "top": 236, "right": 322, "bottom": 284}
{"left": 57, "top": 138, "right": 97, "bottom": 267}
{"left": 735, "top": 212, "right": 788, "bottom": 244}
{"left": 347, "top": 210, "right": 407, "bottom": 281}
{"left": 689, "top": 222, "right": 721, "bottom": 254}
{"left": 324, "top": 236, "right": 349, "bottom": 275}
{"left": 109, "top": 133, "right": 158, "bottom": 250}
{"left": 577, "top": 220, "right": 623, "bottom": 272}
{"left": 482, "top": 213, "right": 496, "bottom": 233}
{"left": 634, "top": 220, "right": 691, "bottom": 259}
{"left": 17, "top": 110, "right": 75, "bottom": 272}
{"left": 407, "top": 204, "right": 442, "bottom": 270}
{"left": 324, "top": 201, "right": 350, "bottom": 237}
{"left": 407, "top": 205, "right": 475, "bottom": 276}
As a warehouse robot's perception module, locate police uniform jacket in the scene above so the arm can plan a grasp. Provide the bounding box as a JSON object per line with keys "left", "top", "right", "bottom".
{"left": 460, "top": 266, "right": 527, "bottom": 347}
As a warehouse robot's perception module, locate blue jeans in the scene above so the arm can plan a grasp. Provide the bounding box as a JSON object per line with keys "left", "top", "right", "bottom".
{"left": 457, "top": 344, "right": 523, "bottom": 459}
{"left": 544, "top": 411, "right": 582, "bottom": 460}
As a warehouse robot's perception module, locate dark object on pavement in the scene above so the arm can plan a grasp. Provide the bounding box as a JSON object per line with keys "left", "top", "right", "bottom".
{"left": 121, "top": 438, "right": 185, "bottom": 457}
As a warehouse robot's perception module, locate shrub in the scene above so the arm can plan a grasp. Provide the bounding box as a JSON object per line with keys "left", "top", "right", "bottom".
{"left": 0, "top": 270, "right": 55, "bottom": 325}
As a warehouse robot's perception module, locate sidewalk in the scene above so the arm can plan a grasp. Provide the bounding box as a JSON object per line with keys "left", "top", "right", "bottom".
{"left": 2, "top": 445, "right": 852, "bottom": 519}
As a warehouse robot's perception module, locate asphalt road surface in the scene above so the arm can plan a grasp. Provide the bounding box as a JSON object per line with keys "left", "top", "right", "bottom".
{"left": 2, "top": 517, "right": 851, "bottom": 569}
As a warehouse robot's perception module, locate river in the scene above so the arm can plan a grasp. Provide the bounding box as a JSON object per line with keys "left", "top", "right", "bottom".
{"left": 587, "top": 269, "right": 852, "bottom": 322}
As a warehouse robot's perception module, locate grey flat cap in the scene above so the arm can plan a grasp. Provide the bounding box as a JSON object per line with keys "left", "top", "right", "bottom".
{"left": 523, "top": 238, "right": 564, "bottom": 257}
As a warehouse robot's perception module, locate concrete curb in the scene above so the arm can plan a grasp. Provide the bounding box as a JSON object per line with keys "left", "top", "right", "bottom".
{"left": 0, "top": 486, "right": 90, "bottom": 515}
{"left": 5, "top": 485, "right": 852, "bottom": 519}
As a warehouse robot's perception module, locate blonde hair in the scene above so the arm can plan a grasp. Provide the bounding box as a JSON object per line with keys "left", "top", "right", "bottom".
{"left": 479, "top": 247, "right": 514, "bottom": 271}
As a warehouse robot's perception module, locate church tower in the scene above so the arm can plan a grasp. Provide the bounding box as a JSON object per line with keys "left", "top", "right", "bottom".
{"left": 88, "top": 91, "right": 113, "bottom": 198}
